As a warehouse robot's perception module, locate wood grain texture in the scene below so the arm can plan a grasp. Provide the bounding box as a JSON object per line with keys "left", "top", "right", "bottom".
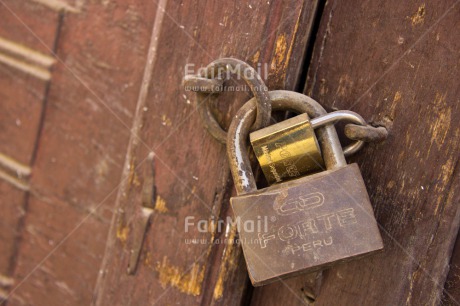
{"left": 0, "top": 181, "right": 26, "bottom": 276}
{"left": 0, "top": 0, "right": 59, "bottom": 54}
{"left": 0, "top": 2, "right": 59, "bottom": 302}
{"left": 443, "top": 233, "right": 460, "bottom": 305}
{"left": 0, "top": 64, "right": 49, "bottom": 165}
{"left": 0, "top": 0, "right": 58, "bottom": 165}
{"left": 93, "top": 1, "right": 319, "bottom": 305}
{"left": 8, "top": 197, "right": 107, "bottom": 306}
{"left": 4, "top": 0, "right": 157, "bottom": 305}
{"left": 251, "top": 0, "right": 460, "bottom": 305}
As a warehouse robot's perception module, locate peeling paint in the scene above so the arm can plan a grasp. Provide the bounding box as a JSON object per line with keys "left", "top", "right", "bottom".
{"left": 116, "top": 211, "right": 129, "bottom": 245}
{"left": 393, "top": 91, "right": 402, "bottom": 103}
{"left": 116, "top": 224, "right": 129, "bottom": 244}
{"left": 55, "top": 280, "right": 76, "bottom": 297}
{"left": 156, "top": 256, "right": 205, "bottom": 296}
{"left": 336, "top": 74, "right": 353, "bottom": 97}
{"left": 144, "top": 252, "right": 154, "bottom": 268}
{"left": 268, "top": 7, "right": 302, "bottom": 85}
{"left": 161, "top": 114, "right": 172, "bottom": 126}
{"left": 406, "top": 267, "right": 421, "bottom": 305}
{"left": 213, "top": 225, "right": 239, "bottom": 300}
{"left": 319, "top": 78, "right": 328, "bottom": 96}
{"left": 186, "top": 186, "right": 197, "bottom": 201}
{"left": 251, "top": 50, "right": 260, "bottom": 64}
{"left": 271, "top": 34, "right": 287, "bottom": 71}
{"left": 430, "top": 92, "right": 451, "bottom": 148}
{"left": 155, "top": 195, "right": 168, "bottom": 213}
{"left": 127, "top": 158, "right": 141, "bottom": 187}
{"left": 434, "top": 157, "right": 455, "bottom": 215}
{"left": 387, "top": 180, "right": 396, "bottom": 189}
{"left": 388, "top": 90, "right": 402, "bottom": 120}
{"left": 411, "top": 4, "right": 426, "bottom": 26}
{"left": 95, "top": 158, "right": 109, "bottom": 185}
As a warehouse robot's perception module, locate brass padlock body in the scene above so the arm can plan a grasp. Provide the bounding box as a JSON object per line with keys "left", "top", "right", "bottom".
{"left": 250, "top": 114, "right": 324, "bottom": 185}
{"left": 231, "top": 163, "right": 383, "bottom": 286}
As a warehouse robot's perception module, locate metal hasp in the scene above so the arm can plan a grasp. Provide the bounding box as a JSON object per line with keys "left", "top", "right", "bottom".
{"left": 183, "top": 58, "right": 272, "bottom": 143}
{"left": 127, "top": 152, "right": 156, "bottom": 275}
{"left": 227, "top": 91, "right": 384, "bottom": 286}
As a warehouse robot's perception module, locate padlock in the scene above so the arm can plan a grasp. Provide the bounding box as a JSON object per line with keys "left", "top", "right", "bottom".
{"left": 250, "top": 113, "right": 324, "bottom": 185}
{"left": 227, "top": 90, "right": 383, "bottom": 286}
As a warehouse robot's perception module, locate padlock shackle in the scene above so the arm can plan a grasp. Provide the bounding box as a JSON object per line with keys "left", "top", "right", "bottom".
{"left": 310, "top": 110, "right": 366, "bottom": 155}
{"left": 227, "top": 90, "right": 347, "bottom": 195}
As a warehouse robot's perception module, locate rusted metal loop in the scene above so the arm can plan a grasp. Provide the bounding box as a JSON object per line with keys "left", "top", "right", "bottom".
{"left": 186, "top": 58, "right": 272, "bottom": 143}
{"left": 311, "top": 112, "right": 388, "bottom": 154}
{"left": 227, "top": 90, "right": 347, "bottom": 195}
{"left": 344, "top": 124, "right": 388, "bottom": 142}
{"left": 183, "top": 75, "right": 224, "bottom": 93}
{"left": 310, "top": 110, "right": 366, "bottom": 156}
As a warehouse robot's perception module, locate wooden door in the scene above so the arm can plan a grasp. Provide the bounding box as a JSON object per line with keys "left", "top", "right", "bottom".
{"left": 0, "top": 0, "right": 155, "bottom": 304}
{"left": 0, "top": 1, "right": 459, "bottom": 305}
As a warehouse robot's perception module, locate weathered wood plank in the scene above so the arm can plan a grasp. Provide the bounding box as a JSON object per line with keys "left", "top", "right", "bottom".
{"left": 443, "top": 232, "right": 460, "bottom": 305}
{"left": 0, "top": 0, "right": 59, "bottom": 54}
{"left": 0, "top": 181, "right": 26, "bottom": 276}
{"left": 6, "top": 0, "right": 157, "bottom": 304}
{"left": 0, "top": 2, "right": 58, "bottom": 301}
{"left": 8, "top": 197, "right": 107, "bottom": 306}
{"left": 0, "top": 63, "right": 50, "bottom": 165}
{"left": 94, "top": 1, "right": 320, "bottom": 305}
{"left": 251, "top": 0, "right": 460, "bottom": 305}
{"left": 0, "top": 0, "right": 58, "bottom": 165}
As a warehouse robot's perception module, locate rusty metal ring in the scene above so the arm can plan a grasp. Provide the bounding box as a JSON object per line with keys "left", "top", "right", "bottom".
{"left": 183, "top": 75, "right": 224, "bottom": 93}
{"left": 344, "top": 124, "right": 388, "bottom": 142}
{"left": 309, "top": 110, "right": 366, "bottom": 156}
{"left": 184, "top": 58, "right": 271, "bottom": 143}
{"left": 311, "top": 112, "right": 388, "bottom": 150}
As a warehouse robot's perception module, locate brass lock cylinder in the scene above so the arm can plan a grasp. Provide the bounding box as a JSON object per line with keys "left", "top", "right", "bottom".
{"left": 250, "top": 113, "right": 323, "bottom": 184}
